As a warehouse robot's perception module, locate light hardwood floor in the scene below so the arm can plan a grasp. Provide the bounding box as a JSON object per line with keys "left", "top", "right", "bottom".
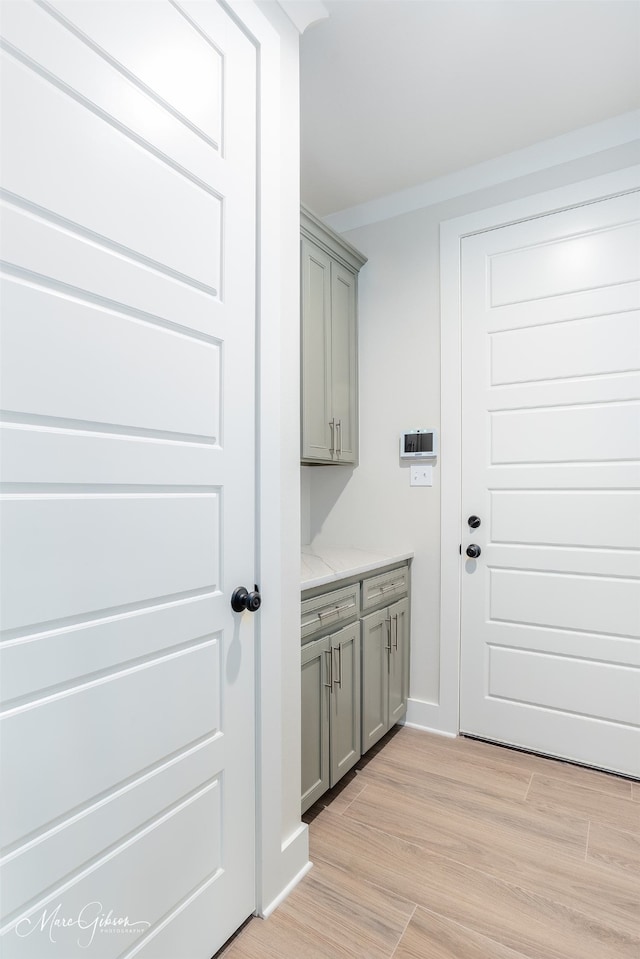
{"left": 218, "top": 727, "right": 640, "bottom": 959}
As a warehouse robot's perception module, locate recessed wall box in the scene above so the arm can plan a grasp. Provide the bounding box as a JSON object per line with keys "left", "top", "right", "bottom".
{"left": 400, "top": 429, "right": 438, "bottom": 459}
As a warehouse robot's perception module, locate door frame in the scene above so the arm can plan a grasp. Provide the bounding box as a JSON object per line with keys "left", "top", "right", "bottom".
{"left": 439, "top": 164, "right": 640, "bottom": 736}
{"left": 219, "top": 0, "right": 318, "bottom": 919}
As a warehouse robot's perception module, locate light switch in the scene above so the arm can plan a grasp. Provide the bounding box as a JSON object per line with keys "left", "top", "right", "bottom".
{"left": 410, "top": 464, "right": 433, "bottom": 487}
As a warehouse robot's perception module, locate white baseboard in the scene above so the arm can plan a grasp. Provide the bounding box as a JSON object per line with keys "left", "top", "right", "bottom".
{"left": 405, "top": 696, "right": 457, "bottom": 735}
{"left": 257, "top": 822, "right": 312, "bottom": 919}
{"left": 403, "top": 721, "right": 457, "bottom": 738}
{"left": 258, "top": 857, "right": 313, "bottom": 919}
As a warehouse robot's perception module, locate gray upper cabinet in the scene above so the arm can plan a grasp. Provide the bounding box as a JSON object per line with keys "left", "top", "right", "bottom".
{"left": 301, "top": 206, "right": 366, "bottom": 465}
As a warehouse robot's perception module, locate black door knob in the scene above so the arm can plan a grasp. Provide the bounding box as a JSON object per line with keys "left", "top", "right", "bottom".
{"left": 468, "top": 516, "right": 481, "bottom": 529}
{"left": 231, "top": 585, "right": 262, "bottom": 613}
{"left": 466, "top": 544, "right": 481, "bottom": 559}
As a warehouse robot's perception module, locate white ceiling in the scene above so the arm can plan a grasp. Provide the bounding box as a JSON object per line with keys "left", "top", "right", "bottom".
{"left": 299, "top": 0, "right": 640, "bottom": 217}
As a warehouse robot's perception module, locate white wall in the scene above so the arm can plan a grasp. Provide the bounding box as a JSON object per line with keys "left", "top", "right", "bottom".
{"left": 306, "top": 138, "right": 640, "bottom": 732}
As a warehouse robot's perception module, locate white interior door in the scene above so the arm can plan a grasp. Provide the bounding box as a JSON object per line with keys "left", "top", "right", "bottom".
{"left": 460, "top": 191, "right": 640, "bottom": 778}
{"left": 0, "top": 2, "right": 258, "bottom": 956}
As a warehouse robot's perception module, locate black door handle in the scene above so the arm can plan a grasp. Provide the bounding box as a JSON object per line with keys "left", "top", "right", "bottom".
{"left": 466, "top": 544, "right": 481, "bottom": 559}
{"left": 231, "top": 585, "right": 262, "bottom": 613}
{"left": 468, "top": 516, "right": 481, "bottom": 529}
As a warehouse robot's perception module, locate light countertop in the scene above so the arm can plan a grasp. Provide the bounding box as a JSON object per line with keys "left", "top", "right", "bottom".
{"left": 301, "top": 545, "right": 414, "bottom": 591}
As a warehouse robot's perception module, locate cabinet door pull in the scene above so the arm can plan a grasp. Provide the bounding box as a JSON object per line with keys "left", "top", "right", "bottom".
{"left": 329, "top": 419, "right": 335, "bottom": 455}
{"left": 333, "top": 644, "right": 343, "bottom": 688}
{"left": 324, "top": 649, "right": 333, "bottom": 690}
{"left": 336, "top": 419, "right": 342, "bottom": 456}
{"left": 385, "top": 617, "right": 392, "bottom": 653}
{"left": 393, "top": 614, "right": 399, "bottom": 651}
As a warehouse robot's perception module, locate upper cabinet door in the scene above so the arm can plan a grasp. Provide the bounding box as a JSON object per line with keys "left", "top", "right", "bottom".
{"left": 300, "top": 206, "right": 366, "bottom": 466}
{"left": 330, "top": 262, "right": 358, "bottom": 464}
{"left": 301, "top": 237, "right": 333, "bottom": 461}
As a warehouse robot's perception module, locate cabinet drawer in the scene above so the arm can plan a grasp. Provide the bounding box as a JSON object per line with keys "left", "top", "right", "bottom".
{"left": 361, "top": 565, "right": 409, "bottom": 612}
{"left": 301, "top": 583, "right": 360, "bottom": 642}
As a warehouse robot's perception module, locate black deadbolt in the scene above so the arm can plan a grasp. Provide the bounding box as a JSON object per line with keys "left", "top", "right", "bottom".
{"left": 466, "top": 544, "right": 481, "bottom": 559}
{"left": 231, "top": 585, "right": 262, "bottom": 613}
{"left": 468, "top": 516, "right": 481, "bottom": 529}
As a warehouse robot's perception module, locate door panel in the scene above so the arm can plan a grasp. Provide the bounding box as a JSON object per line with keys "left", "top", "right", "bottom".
{"left": 330, "top": 623, "right": 361, "bottom": 784}
{"left": 0, "top": 45, "right": 222, "bottom": 291}
{"left": 490, "top": 401, "right": 640, "bottom": 464}
{"left": 0, "top": 2, "right": 257, "bottom": 955}
{"left": 488, "top": 221, "right": 640, "bottom": 305}
{"left": 490, "top": 490, "right": 640, "bottom": 549}
{"left": 490, "top": 310, "right": 640, "bottom": 384}
{"left": 388, "top": 598, "right": 409, "bottom": 727}
{"left": 330, "top": 262, "right": 357, "bottom": 462}
{"left": 361, "top": 609, "right": 389, "bottom": 752}
{"left": 301, "top": 238, "right": 332, "bottom": 460}
{"left": 1, "top": 496, "right": 220, "bottom": 631}
{"left": 1, "top": 280, "right": 221, "bottom": 437}
{"left": 301, "top": 635, "right": 331, "bottom": 813}
{"left": 460, "top": 191, "right": 640, "bottom": 777}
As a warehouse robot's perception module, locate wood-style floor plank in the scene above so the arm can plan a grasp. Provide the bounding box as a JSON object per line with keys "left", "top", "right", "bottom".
{"left": 526, "top": 774, "right": 640, "bottom": 834}
{"left": 342, "top": 781, "right": 638, "bottom": 935}
{"left": 355, "top": 753, "right": 588, "bottom": 855}
{"left": 448, "top": 732, "right": 634, "bottom": 799}
{"left": 216, "top": 730, "right": 640, "bottom": 959}
{"left": 587, "top": 820, "right": 640, "bottom": 878}
{"left": 392, "top": 907, "right": 529, "bottom": 959}
{"left": 304, "top": 770, "right": 368, "bottom": 819}
{"left": 358, "top": 728, "right": 532, "bottom": 801}
{"left": 310, "top": 811, "right": 639, "bottom": 959}
{"left": 275, "top": 858, "right": 415, "bottom": 959}
{"left": 221, "top": 910, "right": 352, "bottom": 959}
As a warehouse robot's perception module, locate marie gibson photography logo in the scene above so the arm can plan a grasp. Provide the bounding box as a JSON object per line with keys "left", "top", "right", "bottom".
{"left": 14, "top": 901, "right": 151, "bottom": 949}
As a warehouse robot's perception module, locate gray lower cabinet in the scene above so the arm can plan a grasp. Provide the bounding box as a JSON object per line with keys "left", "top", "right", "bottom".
{"left": 301, "top": 560, "right": 410, "bottom": 812}
{"left": 361, "top": 597, "right": 410, "bottom": 753}
{"left": 301, "top": 621, "right": 361, "bottom": 814}
{"left": 301, "top": 634, "right": 330, "bottom": 812}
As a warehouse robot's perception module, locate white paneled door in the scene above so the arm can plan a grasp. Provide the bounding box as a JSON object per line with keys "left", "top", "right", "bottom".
{"left": 460, "top": 192, "right": 640, "bottom": 778}
{"left": 0, "top": 2, "right": 258, "bottom": 957}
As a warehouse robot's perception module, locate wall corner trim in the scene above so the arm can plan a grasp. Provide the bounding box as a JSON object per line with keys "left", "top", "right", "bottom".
{"left": 276, "top": 1, "right": 328, "bottom": 34}
{"left": 323, "top": 111, "right": 640, "bottom": 233}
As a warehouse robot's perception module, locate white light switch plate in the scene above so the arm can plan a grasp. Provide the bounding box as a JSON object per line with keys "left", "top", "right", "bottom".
{"left": 410, "top": 464, "right": 433, "bottom": 487}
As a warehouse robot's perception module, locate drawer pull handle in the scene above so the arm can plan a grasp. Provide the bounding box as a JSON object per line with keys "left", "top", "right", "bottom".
{"left": 379, "top": 581, "right": 403, "bottom": 594}
{"left": 317, "top": 602, "right": 355, "bottom": 621}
